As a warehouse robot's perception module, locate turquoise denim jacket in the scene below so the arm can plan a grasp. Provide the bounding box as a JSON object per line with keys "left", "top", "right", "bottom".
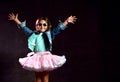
{"left": 19, "top": 21, "right": 67, "bottom": 52}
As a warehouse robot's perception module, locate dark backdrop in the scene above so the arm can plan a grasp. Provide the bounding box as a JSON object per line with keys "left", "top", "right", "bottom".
{"left": 0, "top": 0, "right": 118, "bottom": 82}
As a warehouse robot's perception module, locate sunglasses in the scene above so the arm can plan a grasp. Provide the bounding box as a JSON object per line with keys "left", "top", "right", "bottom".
{"left": 38, "top": 23, "right": 48, "bottom": 26}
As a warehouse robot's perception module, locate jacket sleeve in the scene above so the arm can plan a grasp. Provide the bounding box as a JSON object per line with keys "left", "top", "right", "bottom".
{"left": 18, "top": 21, "right": 33, "bottom": 36}
{"left": 51, "top": 22, "right": 68, "bottom": 40}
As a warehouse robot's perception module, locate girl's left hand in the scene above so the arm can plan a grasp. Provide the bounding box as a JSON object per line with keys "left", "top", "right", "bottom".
{"left": 67, "top": 16, "right": 77, "bottom": 24}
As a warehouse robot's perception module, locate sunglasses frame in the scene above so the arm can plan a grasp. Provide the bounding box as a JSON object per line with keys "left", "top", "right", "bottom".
{"left": 38, "top": 23, "right": 48, "bottom": 26}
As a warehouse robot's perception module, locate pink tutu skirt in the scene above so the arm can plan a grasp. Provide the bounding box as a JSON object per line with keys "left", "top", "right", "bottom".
{"left": 19, "top": 51, "right": 66, "bottom": 72}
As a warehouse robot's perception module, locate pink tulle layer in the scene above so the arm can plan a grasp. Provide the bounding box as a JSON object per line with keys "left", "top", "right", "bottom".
{"left": 19, "top": 51, "right": 66, "bottom": 72}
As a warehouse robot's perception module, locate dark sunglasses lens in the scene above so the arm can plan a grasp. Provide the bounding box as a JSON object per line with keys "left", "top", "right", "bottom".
{"left": 43, "top": 24, "right": 47, "bottom": 26}
{"left": 38, "top": 24, "right": 42, "bottom": 26}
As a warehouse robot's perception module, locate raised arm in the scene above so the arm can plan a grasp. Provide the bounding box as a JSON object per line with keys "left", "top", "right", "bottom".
{"left": 8, "top": 13, "right": 33, "bottom": 36}
{"left": 51, "top": 15, "right": 77, "bottom": 40}
{"left": 8, "top": 13, "right": 21, "bottom": 25}
{"left": 63, "top": 15, "right": 77, "bottom": 26}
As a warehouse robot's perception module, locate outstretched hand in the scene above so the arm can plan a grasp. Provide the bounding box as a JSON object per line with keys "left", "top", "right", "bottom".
{"left": 8, "top": 13, "right": 18, "bottom": 21}
{"left": 66, "top": 15, "right": 77, "bottom": 24}
{"left": 8, "top": 13, "right": 21, "bottom": 24}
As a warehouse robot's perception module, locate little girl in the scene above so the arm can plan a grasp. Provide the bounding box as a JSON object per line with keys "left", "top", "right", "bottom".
{"left": 8, "top": 13, "right": 77, "bottom": 82}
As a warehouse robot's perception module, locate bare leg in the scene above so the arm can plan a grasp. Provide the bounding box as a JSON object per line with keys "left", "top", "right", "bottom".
{"left": 42, "top": 71, "right": 49, "bottom": 82}
{"left": 35, "top": 72, "right": 42, "bottom": 82}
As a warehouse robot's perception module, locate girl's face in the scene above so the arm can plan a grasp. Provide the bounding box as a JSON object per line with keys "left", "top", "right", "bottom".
{"left": 36, "top": 20, "right": 48, "bottom": 32}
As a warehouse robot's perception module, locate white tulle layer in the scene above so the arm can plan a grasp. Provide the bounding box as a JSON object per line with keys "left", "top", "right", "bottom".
{"left": 19, "top": 51, "right": 66, "bottom": 72}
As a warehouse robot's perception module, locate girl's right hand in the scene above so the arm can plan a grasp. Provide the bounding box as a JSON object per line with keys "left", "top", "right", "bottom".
{"left": 8, "top": 13, "right": 18, "bottom": 21}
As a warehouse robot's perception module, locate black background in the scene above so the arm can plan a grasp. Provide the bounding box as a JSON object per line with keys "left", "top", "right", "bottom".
{"left": 0, "top": 0, "right": 118, "bottom": 82}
